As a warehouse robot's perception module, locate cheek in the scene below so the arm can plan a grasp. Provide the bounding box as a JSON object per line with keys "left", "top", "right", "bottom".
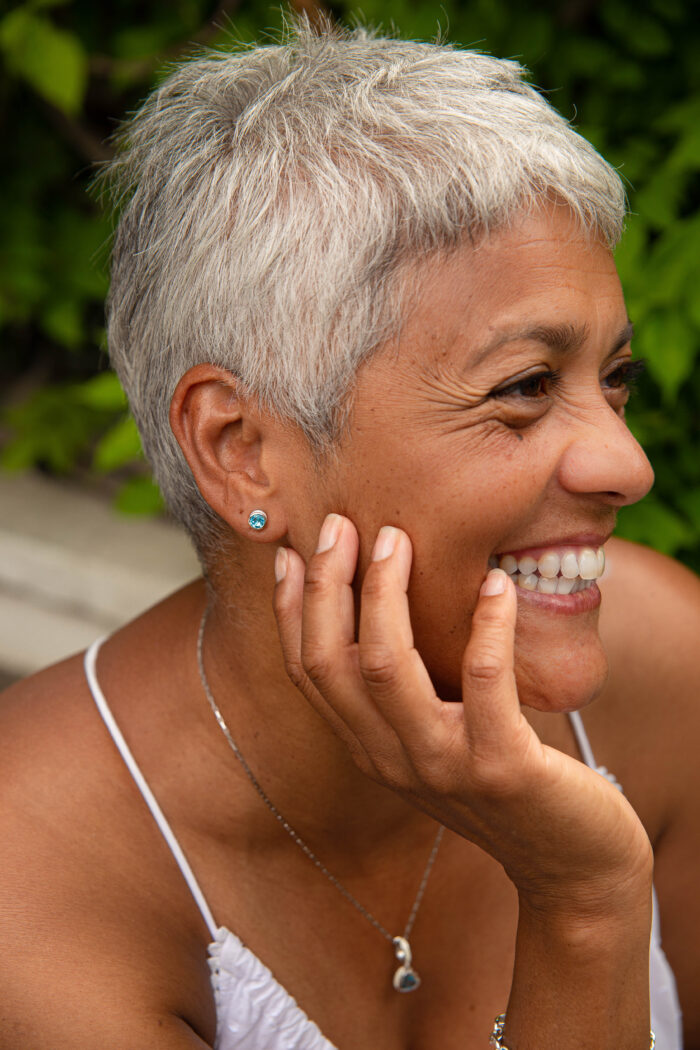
{"left": 385, "top": 448, "right": 554, "bottom": 694}
{"left": 339, "top": 427, "right": 564, "bottom": 693}
{"left": 403, "top": 505, "right": 609, "bottom": 711}
{"left": 403, "top": 524, "right": 517, "bottom": 701}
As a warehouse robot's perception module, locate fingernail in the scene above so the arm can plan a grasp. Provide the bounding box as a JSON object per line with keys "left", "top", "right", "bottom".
{"left": 372, "top": 526, "right": 399, "bottom": 561}
{"left": 275, "top": 547, "right": 288, "bottom": 582}
{"left": 316, "top": 513, "right": 343, "bottom": 553}
{"left": 481, "top": 568, "right": 507, "bottom": 596}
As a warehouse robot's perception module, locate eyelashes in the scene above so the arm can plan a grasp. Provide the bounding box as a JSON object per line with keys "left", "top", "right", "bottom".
{"left": 491, "top": 358, "right": 647, "bottom": 402}
{"left": 604, "top": 358, "right": 646, "bottom": 391}
{"left": 491, "top": 369, "right": 560, "bottom": 400}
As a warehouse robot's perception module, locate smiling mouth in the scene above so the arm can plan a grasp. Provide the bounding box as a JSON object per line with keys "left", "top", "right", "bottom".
{"left": 488, "top": 546, "right": 606, "bottom": 595}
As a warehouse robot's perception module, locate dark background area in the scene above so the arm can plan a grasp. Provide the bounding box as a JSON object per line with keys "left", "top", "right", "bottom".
{"left": 1, "top": 0, "right": 699, "bottom": 569}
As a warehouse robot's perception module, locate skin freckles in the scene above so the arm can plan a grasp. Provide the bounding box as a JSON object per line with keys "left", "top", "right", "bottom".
{"left": 312, "top": 205, "right": 653, "bottom": 711}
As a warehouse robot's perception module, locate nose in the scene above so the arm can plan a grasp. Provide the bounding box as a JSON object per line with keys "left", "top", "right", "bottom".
{"left": 557, "top": 405, "right": 654, "bottom": 507}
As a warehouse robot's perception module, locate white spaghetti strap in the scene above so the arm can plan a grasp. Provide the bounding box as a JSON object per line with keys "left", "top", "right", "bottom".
{"left": 84, "top": 639, "right": 219, "bottom": 941}
{"left": 567, "top": 724, "right": 682, "bottom": 1044}
{"left": 567, "top": 710, "right": 624, "bottom": 794}
{"left": 567, "top": 710, "right": 597, "bottom": 769}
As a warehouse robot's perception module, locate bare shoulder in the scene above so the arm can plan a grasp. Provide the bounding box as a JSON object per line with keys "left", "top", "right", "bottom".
{"left": 593, "top": 538, "right": 700, "bottom": 1045}
{"left": 596, "top": 541, "right": 700, "bottom": 646}
{"left": 0, "top": 656, "right": 215, "bottom": 1048}
{"left": 591, "top": 537, "right": 700, "bottom": 820}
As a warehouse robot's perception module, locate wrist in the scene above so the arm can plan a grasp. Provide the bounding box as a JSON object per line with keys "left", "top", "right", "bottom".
{"left": 506, "top": 877, "right": 653, "bottom": 1050}
{"left": 516, "top": 880, "right": 653, "bottom": 960}
{"left": 490, "top": 1012, "right": 656, "bottom": 1050}
{"left": 514, "top": 836, "right": 654, "bottom": 933}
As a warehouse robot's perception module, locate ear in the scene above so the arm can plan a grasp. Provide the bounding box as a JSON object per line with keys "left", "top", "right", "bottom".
{"left": 169, "top": 364, "right": 289, "bottom": 542}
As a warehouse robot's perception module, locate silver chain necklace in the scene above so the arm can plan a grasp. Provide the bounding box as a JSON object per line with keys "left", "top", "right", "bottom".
{"left": 197, "top": 606, "right": 444, "bottom": 993}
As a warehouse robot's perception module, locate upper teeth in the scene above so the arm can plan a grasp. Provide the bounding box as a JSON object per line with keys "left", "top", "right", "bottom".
{"left": 490, "top": 547, "right": 606, "bottom": 595}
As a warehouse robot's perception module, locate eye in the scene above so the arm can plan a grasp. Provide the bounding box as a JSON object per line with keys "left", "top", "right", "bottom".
{"left": 602, "top": 358, "right": 646, "bottom": 392}
{"left": 490, "top": 369, "right": 560, "bottom": 400}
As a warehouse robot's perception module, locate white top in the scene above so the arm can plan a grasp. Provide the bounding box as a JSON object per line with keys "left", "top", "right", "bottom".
{"left": 84, "top": 640, "right": 683, "bottom": 1050}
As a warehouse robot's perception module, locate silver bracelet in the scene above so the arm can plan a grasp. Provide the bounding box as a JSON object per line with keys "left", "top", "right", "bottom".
{"left": 490, "top": 1013, "right": 656, "bottom": 1049}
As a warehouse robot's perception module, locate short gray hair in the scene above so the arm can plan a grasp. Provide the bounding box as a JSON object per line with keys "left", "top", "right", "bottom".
{"left": 103, "top": 20, "right": 626, "bottom": 551}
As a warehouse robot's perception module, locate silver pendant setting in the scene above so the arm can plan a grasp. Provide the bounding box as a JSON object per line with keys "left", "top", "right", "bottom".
{"left": 392, "top": 936, "right": 421, "bottom": 992}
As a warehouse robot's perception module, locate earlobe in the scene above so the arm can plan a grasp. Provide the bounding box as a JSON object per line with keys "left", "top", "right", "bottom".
{"left": 169, "top": 364, "right": 289, "bottom": 541}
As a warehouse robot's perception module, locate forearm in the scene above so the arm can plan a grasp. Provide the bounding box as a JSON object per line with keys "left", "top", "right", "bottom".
{"left": 501, "top": 880, "right": 654, "bottom": 1050}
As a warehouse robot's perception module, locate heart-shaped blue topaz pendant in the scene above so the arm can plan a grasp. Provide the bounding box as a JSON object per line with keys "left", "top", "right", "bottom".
{"left": 392, "top": 936, "right": 421, "bottom": 993}
{"left": 393, "top": 965, "right": 421, "bottom": 992}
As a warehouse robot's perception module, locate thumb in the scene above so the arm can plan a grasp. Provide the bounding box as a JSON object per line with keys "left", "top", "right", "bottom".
{"left": 461, "top": 568, "right": 520, "bottom": 739}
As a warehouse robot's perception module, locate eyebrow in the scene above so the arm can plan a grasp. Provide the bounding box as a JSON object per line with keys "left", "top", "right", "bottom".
{"left": 470, "top": 320, "right": 635, "bottom": 367}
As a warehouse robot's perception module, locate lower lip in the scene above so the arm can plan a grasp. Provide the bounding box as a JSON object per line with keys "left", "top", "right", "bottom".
{"left": 513, "top": 581, "right": 601, "bottom": 614}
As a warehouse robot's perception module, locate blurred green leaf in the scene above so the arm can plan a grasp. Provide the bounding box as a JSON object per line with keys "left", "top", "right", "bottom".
{"left": 41, "top": 298, "right": 84, "bottom": 348}
{"left": 115, "top": 475, "right": 165, "bottom": 515}
{"left": 0, "top": 8, "right": 88, "bottom": 115}
{"left": 0, "top": 384, "right": 116, "bottom": 473}
{"left": 28, "top": 0, "right": 75, "bottom": 8}
{"left": 635, "top": 312, "right": 698, "bottom": 403}
{"left": 614, "top": 217, "right": 648, "bottom": 297}
{"left": 635, "top": 217, "right": 700, "bottom": 314}
{"left": 112, "top": 22, "right": 185, "bottom": 60}
{"left": 677, "top": 489, "right": 700, "bottom": 531}
{"left": 616, "top": 498, "right": 695, "bottom": 555}
{"left": 648, "top": 0, "right": 684, "bottom": 19}
{"left": 75, "top": 372, "right": 128, "bottom": 411}
{"left": 600, "top": 5, "right": 672, "bottom": 56}
{"left": 666, "top": 123, "right": 700, "bottom": 173}
{"left": 655, "top": 96, "right": 700, "bottom": 134}
{"left": 93, "top": 414, "right": 142, "bottom": 472}
{"left": 634, "top": 169, "right": 689, "bottom": 229}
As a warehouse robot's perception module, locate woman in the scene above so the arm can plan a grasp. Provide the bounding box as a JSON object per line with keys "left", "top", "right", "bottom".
{"left": 1, "top": 22, "right": 698, "bottom": 1050}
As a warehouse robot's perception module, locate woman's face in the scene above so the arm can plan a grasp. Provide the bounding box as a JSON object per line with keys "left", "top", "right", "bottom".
{"left": 312, "top": 204, "right": 653, "bottom": 712}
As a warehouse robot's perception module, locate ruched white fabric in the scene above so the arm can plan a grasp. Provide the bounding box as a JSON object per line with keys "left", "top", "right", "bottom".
{"left": 84, "top": 640, "right": 683, "bottom": 1050}
{"left": 208, "top": 928, "right": 335, "bottom": 1049}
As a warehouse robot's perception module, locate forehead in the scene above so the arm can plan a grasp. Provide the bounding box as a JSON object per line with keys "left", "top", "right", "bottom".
{"left": 392, "top": 205, "right": 624, "bottom": 367}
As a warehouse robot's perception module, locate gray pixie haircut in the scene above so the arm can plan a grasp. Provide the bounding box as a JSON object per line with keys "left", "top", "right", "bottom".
{"left": 103, "top": 20, "right": 626, "bottom": 551}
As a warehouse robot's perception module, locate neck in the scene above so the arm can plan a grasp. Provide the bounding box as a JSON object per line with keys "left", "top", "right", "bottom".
{"left": 198, "top": 576, "right": 436, "bottom": 863}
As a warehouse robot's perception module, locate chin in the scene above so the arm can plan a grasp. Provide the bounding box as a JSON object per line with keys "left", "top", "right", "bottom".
{"left": 418, "top": 596, "right": 609, "bottom": 709}
{"left": 514, "top": 632, "right": 609, "bottom": 713}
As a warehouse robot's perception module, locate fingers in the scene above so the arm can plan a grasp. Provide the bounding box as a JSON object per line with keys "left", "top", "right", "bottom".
{"left": 301, "top": 514, "right": 359, "bottom": 679}
{"left": 461, "top": 569, "right": 522, "bottom": 747}
{"left": 274, "top": 515, "right": 444, "bottom": 775}
{"left": 273, "top": 516, "right": 390, "bottom": 753}
{"left": 274, "top": 517, "right": 524, "bottom": 792}
{"left": 357, "top": 527, "right": 444, "bottom": 751}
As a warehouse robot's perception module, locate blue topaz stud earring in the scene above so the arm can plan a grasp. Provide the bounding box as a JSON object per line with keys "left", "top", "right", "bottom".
{"left": 248, "top": 509, "right": 267, "bottom": 531}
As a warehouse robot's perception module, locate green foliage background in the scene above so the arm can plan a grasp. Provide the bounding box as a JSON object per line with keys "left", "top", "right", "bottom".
{"left": 1, "top": 0, "right": 699, "bottom": 568}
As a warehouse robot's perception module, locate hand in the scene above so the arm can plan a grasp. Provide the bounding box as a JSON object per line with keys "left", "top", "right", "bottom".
{"left": 273, "top": 514, "right": 652, "bottom": 915}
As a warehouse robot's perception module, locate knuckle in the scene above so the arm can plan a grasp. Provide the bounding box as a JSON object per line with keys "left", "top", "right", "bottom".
{"left": 348, "top": 744, "right": 379, "bottom": 780}
{"left": 300, "top": 645, "right": 335, "bottom": 685}
{"left": 466, "top": 730, "right": 532, "bottom": 798}
{"left": 468, "top": 755, "right": 520, "bottom": 799}
{"left": 283, "top": 655, "right": 309, "bottom": 692}
{"left": 473, "top": 603, "right": 507, "bottom": 626}
{"left": 464, "top": 641, "right": 506, "bottom": 685}
{"left": 405, "top": 737, "right": 458, "bottom": 795}
{"left": 344, "top": 735, "right": 405, "bottom": 789}
{"left": 272, "top": 593, "right": 299, "bottom": 633}
{"left": 303, "top": 562, "right": 332, "bottom": 597}
{"left": 358, "top": 645, "right": 399, "bottom": 689}
{"left": 366, "top": 750, "right": 403, "bottom": 789}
